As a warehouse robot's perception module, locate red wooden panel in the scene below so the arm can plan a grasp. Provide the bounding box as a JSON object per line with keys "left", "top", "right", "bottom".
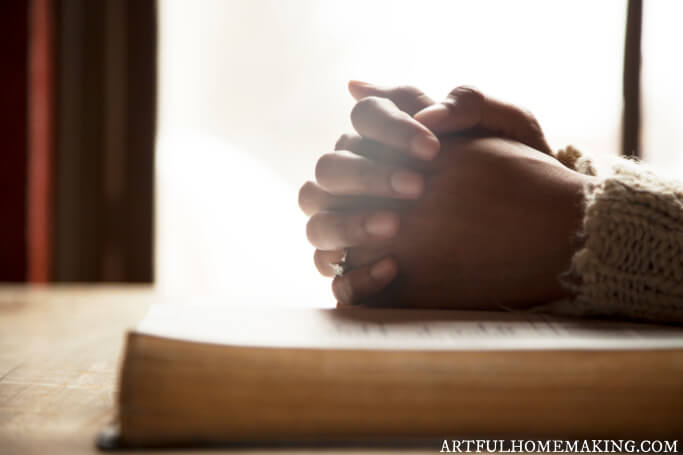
{"left": 28, "top": 0, "right": 55, "bottom": 282}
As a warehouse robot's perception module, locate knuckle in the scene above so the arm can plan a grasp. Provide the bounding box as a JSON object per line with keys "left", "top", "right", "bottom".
{"left": 520, "top": 106, "right": 536, "bottom": 121}
{"left": 297, "top": 181, "right": 317, "bottom": 214}
{"left": 528, "top": 117, "right": 544, "bottom": 139}
{"left": 336, "top": 214, "right": 354, "bottom": 246}
{"left": 523, "top": 109, "right": 542, "bottom": 132}
{"left": 350, "top": 96, "right": 383, "bottom": 124}
{"left": 313, "top": 249, "right": 329, "bottom": 275}
{"left": 516, "top": 106, "right": 545, "bottom": 141}
{"left": 335, "top": 133, "right": 362, "bottom": 152}
{"left": 305, "top": 214, "right": 320, "bottom": 246}
{"left": 391, "top": 85, "right": 431, "bottom": 114}
{"left": 356, "top": 160, "right": 378, "bottom": 190}
{"left": 314, "top": 153, "right": 337, "bottom": 186}
{"left": 307, "top": 213, "right": 339, "bottom": 248}
{"left": 449, "top": 85, "right": 483, "bottom": 99}
{"left": 446, "top": 85, "right": 485, "bottom": 108}
{"left": 307, "top": 212, "right": 358, "bottom": 249}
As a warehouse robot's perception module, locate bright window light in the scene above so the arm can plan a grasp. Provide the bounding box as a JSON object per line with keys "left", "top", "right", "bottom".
{"left": 156, "top": 0, "right": 630, "bottom": 305}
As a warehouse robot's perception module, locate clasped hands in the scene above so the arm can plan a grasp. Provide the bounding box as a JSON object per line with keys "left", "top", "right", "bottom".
{"left": 299, "top": 81, "right": 595, "bottom": 310}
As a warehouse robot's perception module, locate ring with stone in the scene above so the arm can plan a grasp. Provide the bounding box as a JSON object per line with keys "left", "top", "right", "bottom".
{"left": 330, "top": 248, "right": 350, "bottom": 277}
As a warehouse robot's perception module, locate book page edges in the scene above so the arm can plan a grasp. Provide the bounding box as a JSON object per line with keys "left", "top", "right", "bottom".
{"left": 135, "top": 305, "right": 683, "bottom": 351}
{"left": 116, "top": 332, "right": 683, "bottom": 445}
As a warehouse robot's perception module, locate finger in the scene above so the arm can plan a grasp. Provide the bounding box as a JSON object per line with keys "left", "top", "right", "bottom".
{"left": 335, "top": 134, "right": 435, "bottom": 174}
{"left": 335, "top": 133, "right": 395, "bottom": 162}
{"left": 298, "top": 181, "right": 327, "bottom": 216}
{"left": 315, "top": 152, "right": 424, "bottom": 199}
{"left": 306, "top": 210, "right": 399, "bottom": 251}
{"left": 332, "top": 257, "right": 398, "bottom": 305}
{"left": 351, "top": 96, "right": 440, "bottom": 161}
{"left": 414, "top": 86, "right": 553, "bottom": 155}
{"left": 298, "top": 180, "right": 404, "bottom": 216}
{"left": 348, "top": 81, "right": 435, "bottom": 116}
{"left": 313, "top": 249, "right": 346, "bottom": 277}
{"left": 414, "top": 86, "right": 484, "bottom": 131}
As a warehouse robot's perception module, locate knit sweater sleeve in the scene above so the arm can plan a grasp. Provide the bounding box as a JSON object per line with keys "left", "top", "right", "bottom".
{"left": 535, "top": 147, "right": 683, "bottom": 324}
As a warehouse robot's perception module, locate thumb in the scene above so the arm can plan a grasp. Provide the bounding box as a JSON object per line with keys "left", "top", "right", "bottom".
{"left": 414, "top": 86, "right": 552, "bottom": 155}
{"left": 413, "top": 86, "right": 484, "bottom": 132}
{"left": 348, "top": 80, "right": 435, "bottom": 116}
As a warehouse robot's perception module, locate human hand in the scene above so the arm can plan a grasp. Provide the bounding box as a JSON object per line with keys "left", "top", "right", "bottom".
{"left": 349, "top": 81, "right": 552, "bottom": 156}
{"left": 299, "top": 85, "right": 440, "bottom": 302}
{"left": 347, "top": 134, "right": 593, "bottom": 309}
{"left": 300, "top": 83, "right": 588, "bottom": 307}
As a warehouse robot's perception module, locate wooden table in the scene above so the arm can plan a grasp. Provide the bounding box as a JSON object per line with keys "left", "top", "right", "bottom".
{"left": 0, "top": 286, "right": 431, "bottom": 455}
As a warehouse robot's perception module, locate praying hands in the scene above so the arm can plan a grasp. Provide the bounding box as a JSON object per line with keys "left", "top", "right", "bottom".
{"left": 299, "top": 82, "right": 595, "bottom": 309}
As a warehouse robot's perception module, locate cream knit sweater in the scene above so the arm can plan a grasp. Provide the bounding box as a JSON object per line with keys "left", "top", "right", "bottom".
{"left": 534, "top": 147, "right": 683, "bottom": 324}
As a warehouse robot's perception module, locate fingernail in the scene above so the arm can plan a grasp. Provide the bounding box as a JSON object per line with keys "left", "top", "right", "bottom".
{"left": 364, "top": 212, "right": 399, "bottom": 238}
{"left": 370, "top": 258, "right": 397, "bottom": 281}
{"left": 410, "top": 134, "right": 440, "bottom": 160}
{"left": 390, "top": 171, "right": 424, "bottom": 197}
{"left": 349, "top": 80, "right": 373, "bottom": 88}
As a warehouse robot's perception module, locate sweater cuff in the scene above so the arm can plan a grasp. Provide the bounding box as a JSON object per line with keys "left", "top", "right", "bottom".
{"left": 537, "top": 148, "right": 683, "bottom": 324}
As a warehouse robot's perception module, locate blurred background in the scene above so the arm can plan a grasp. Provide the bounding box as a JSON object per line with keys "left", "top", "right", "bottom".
{"left": 2, "top": 0, "right": 682, "bottom": 306}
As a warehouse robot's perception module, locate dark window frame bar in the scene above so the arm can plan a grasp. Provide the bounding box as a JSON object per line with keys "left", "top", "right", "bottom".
{"left": 622, "top": 0, "right": 642, "bottom": 158}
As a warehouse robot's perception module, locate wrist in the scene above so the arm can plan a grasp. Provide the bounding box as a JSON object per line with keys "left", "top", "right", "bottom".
{"left": 551, "top": 172, "right": 598, "bottom": 298}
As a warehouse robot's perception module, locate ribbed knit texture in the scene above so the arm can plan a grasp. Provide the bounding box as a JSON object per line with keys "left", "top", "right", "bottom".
{"left": 535, "top": 147, "right": 683, "bottom": 324}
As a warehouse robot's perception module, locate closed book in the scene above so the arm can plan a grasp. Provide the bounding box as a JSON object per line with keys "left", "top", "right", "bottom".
{"left": 106, "top": 305, "right": 683, "bottom": 447}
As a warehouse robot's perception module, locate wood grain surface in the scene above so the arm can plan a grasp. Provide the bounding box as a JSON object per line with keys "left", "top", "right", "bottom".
{"left": 0, "top": 286, "right": 434, "bottom": 454}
